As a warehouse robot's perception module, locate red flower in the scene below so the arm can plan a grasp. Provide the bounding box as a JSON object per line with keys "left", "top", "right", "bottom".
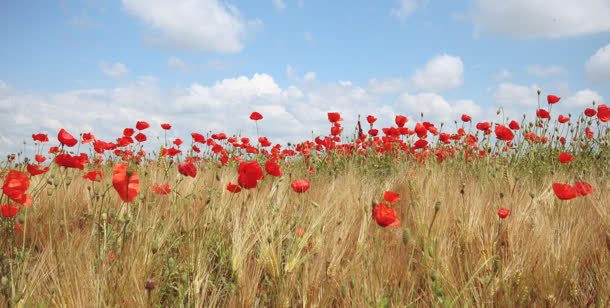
{"left": 123, "top": 128, "right": 135, "bottom": 137}
{"left": 35, "top": 154, "right": 46, "bottom": 163}
{"left": 58, "top": 128, "right": 78, "bottom": 147}
{"left": 395, "top": 115, "right": 408, "bottom": 127}
{"left": 585, "top": 127, "right": 594, "bottom": 139}
{"left": 508, "top": 120, "right": 520, "bottom": 130}
{"left": 413, "top": 139, "right": 428, "bottom": 149}
{"left": 112, "top": 163, "right": 140, "bottom": 202}
{"left": 372, "top": 203, "right": 400, "bottom": 227}
{"left": 249, "top": 111, "right": 263, "bottom": 121}
{"left": 598, "top": 104, "right": 610, "bottom": 122}
{"left": 173, "top": 138, "right": 183, "bottom": 146}
{"left": 536, "top": 109, "right": 550, "bottom": 119}
{"left": 295, "top": 227, "right": 305, "bottom": 237}
{"left": 461, "top": 114, "right": 471, "bottom": 122}
{"left": 2, "top": 170, "right": 32, "bottom": 207}
{"left": 134, "top": 133, "right": 147, "bottom": 142}
{"left": 83, "top": 170, "right": 103, "bottom": 182}
{"left": 161, "top": 123, "right": 172, "bottom": 130}
{"left": 497, "top": 208, "right": 510, "bottom": 219}
{"left": 366, "top": 115, "right": 377, "bottom": 124}
{"left": 136, "top": 121, "right": 150, "bottom": 130}
{"left": 558, "top": 152, "right": 574, "bottom": 164}
{"left": 178, "top": 161, "right": 197, "bottom": 178}
{"left": 383, "top": 191, "right": 400, "bottom": 205}
{"left": 558, "top": 115, "right": 569, "bottom": 123}
{"left": 495, "top": 124, "right": 514, "bottom": 141}
{"left": 32, "top": 133, "right": 49, "bottom": 142}
{"left": 191, "top": 133, "right": 206, "bottom": 144}
{"left": 327, "top": 112, "right": 342, "bottom": 123}
{"left": 1, "top": 204, "right": 20, "bottom": 218}
{"left": 476, "top": 122, "right": 491, "bottom": 131}
{"left": 552, "top": 183, "right": 578, "bottom": 200}
{"left": 547, "top": 95, "right": 560, "bottom": 104}
{"left": 368, "top": 129, "right": 378, "bottom": 136}
{"left": 291, "top": 179, "right": 310, "bottom": 193}
{"left": 573, "top": 182, "right": 594, "bottom": 197}
{"left": 264, "top": 160, "right": 282, "bottom": 177}
{"left": 226, "top": 182, "right": 242, "bottom": 193}
{"left": 81, "top": 132, "right": 95, "bottom": 144}
{"left": 584, "top": 108, "right": 596, "bottom": 117}
{"left": 152, "top": 183, "right": 171, "bottom": 195}
{"left": 330, "top": 124, "right": 342, "bottom": 136}
{"left": 27, "top": 164, "right": 49, "bottom": 176}
{"left": 238, "top": 161, "right": 264, "bottom": 189}
{"left": 54, "top": 153, "right": 87, "bottom": 170}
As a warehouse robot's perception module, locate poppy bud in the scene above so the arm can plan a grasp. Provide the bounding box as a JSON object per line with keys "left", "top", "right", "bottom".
{"left": 145, "top": 279, "right": 155, "bottom": 291}
{"left": 434, "top": 201, "right": 441, "bottom": 211}
{"left": 402, "top": 228, "right": 410, "bottom": 246}
{"left": 47, "top": 188, "right": 54, "bottom": 196}
{"left": 65, "top": 178, "right": 71, "bottom": 186}
{"left": 537, "top": 88, "right": 541, "bottom": 95}
{"left": 101, "top": 213, "right": 107, "bottom": 220}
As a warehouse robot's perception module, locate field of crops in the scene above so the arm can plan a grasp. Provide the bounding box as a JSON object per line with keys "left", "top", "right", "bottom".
{"left": 1, "top": 94, "right": 609, "bottom": 306}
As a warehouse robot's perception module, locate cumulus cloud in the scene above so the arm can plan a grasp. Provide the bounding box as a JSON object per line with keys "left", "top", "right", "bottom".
{"left": 303, "top": 72, "right": 316, "bottom": 82}
{"left": 367, "top": 78, "right": 409, "bottom": 94}
{"left": 471, "top": 0, "right": 610, "bottom": 38}
{"left": 99, "top": 62, "right": 129, "bottom": 79}
{"left": 494, "top": 69, "right": 512, "bottom": 81}
{"left": 167, "top": 56, "right": 190, "bottom": 72}
{"left": 412, "top": 54, "right": 464, "bottom": 92}
{"left": 122, "top": 0, "right": 260, "bottom": 53}
{"left": 397, "top": 92, "right": 482, "bottom": 124}
{"left": 527, "top": 65, "right": 566, "bottom": 78}
{"left": 585, "top": 43, "right": 610, "bottom": 84}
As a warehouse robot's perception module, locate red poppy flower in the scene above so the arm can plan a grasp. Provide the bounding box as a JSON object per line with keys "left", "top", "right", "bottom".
{"left": 368, "top": 129, "right": 378, "bottom": 136}
{"left": 81, "top": 132, "right": 95, "bottom": 144}
{"left": 1, "top": 204, "right": 20, "bottom": 218}
{"left": 27, "top": 164, "right": 50, "bottom": 176}
{"left": 152, "top": 183, "right": 171, "bottom": 195}
{"left": 136, "top": 121, "right": 150, "bottom": 130}
{"left": 461, "top": 114, "right": 471, "bottom": 122}
{"left": 395, "top": 115, "right": 408, "bottom": 127}
{"left": 191, "top": 133, "right": 206, "bottom": 144}
{"left": 508, "top": 120, "right": 520, "bottom": 130}
{"left": 32, "top": 133, "right": 49, "bottom": 142}
{"left": 2, "top": 170, "right": 32, "bottom": 207}
{"left": 573, "top": 182, "right": 594, "bottom": 197}
{"left": 366, "top": 115, "right": 377, "bottom": 124}
{"left": 178, "top": 161, "right": 197, "bottom": 178}
{"left": 497, "top": 208, "right": 510, "bottom": 219}
{"left": 123, "top": 128, "right": 135, "bottom": 137}
{"left": 237, "top": 161, "right": 264, "bottom": 189}
{"left": 249, "top": 111, "right": 263, "bottom": 121}
{"left": 536, "top": 109, "right": 550, "bottom": 119}
{"left": 331, "top": 124, "right": 342, "bottom": 136}
{"left": 598, "top": 104, "right": 610, "bottom": 122}
{"left": 547, "top": 95, "right": 560, "bottom": 104}
{"left": 558, "top": 115, "right": 569, "bottom": 123}
{"left": 585, "top": 127, "right": 594, "bottom": 139}
{"left": 383, "top": 191, "right": 400, "bottom": 205}
{"left": 584, "top": 108, "right": 596, "bottom": 117}
{"left": 295, "top": 227, "right": 305, "bottom": 237}
{"left": 161, "top": 123, "right": 172, "bottom": 130}
{"left": 83, "top": 170, "right": 103, "bottom": 182}
{"left": 476, "top": 122, "right": 491, "bottom": 131}
{"left": 264, "top": 160, "right": 282, "bottom": 177}
{"left": 495, "top": 124, "right": 514, "bottom": 141}
{"left": 35, "top": 154, "right": 46, "bottom": 163}
{"left": 54, "top": 153, "right": 87, "bottom": 170}
{"left": 58, "top": 128, "right": 78, "bottom": 147}
{"left": 327, "top": 112, "right": 342, "bottom": 123}
{"left": 291, "top": 179, "right": 310, "bottom": 193}
{"left": 134, "top": 133, "right": 147, "bottom": 142}
{"left": 413, "top": 139, "right": 428, "bottom": 149}
{"left": 112, "top": 163, "right": 140, "bottom": 202}
{"left": 372, "top": 203, "right": 400, "bottom": 227}
{"left": 552, "top": 183, "right": 578, "bottom": 200}
{"left": 226, "top": 182, "right": 242, "bottom": 193}
{"left": 558, "top": 152, "right": 573, "bottom": 164}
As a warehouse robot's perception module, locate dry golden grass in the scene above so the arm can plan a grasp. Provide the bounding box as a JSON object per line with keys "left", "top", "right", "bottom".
{"left": 1, "top": 158, "right": 609, "bottom": 307}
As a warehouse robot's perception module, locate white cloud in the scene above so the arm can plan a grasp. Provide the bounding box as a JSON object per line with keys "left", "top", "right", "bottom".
{"left": 99, "top": 61, "right": 129, "bottom": 79}
{"left": 491, "top": 82, "right": 539, "bottom": 108}
{"left": 397, "top": 92, "right": 482, "bottom": 124}
{"left": 527, "top": 65, "right": 566, "bottom": 77}
{"left": 167, "top": 56, "right": 190, "bottom": 72}
{"left": 122, "top": 0, "right": 258, "bottom": 53}
{"left": 0, "top": 80, "right": 12, "bottom": 97}
{"left": 303, "top": 72, "right": 316, "bottom": 82}
{"left": 390, "top": 0, "right": 421, "bottom": 21}
{"left": 304, "top": 32, "right": 314, "bottom": 43}
{"left": 286, "top": 65, "right": 298, "bottom": 80}
{"left": 367, "top": 78, "right": 409, "bottom": 94}
{"left": 412, "top": 54, "right": 464, "bottom": 92}
{"left": 471, "top": 0, "right": 610, "bottom": 38}
{"left": 585, "top": 43, "right": 610, "bottom": 84}
{"left": 272, "top": 0, "right": 286, "bottom": 11}
{"left": 494, "top": 69, "right": 512, "bottom": 81}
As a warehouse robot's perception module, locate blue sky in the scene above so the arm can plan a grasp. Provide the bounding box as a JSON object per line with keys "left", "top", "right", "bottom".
{"left": 1, "top": 0, "right": 610, "bottom": 153}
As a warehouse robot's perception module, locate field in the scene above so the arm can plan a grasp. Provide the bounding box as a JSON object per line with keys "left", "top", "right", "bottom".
{"left": 1, "top": 96, "right": 609, "bottom": 307}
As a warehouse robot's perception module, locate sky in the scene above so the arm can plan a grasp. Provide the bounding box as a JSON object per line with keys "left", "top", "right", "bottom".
{"left": 1, "top": 0, "right": 610, "bottom": 154}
